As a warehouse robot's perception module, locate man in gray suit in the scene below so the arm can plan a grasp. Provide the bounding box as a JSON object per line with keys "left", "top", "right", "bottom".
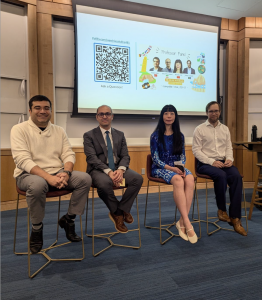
{"left": 83, "top": 105, "right": 143, "bottom": 233}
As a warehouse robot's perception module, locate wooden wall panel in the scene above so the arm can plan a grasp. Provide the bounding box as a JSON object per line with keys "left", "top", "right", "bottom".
{"left": 53, "top": 0, "right": 72, "bottom": 5}
{"left": 74, "top": 153, "right": 87, "bottom": 173}
{"left": 235, "top": 149, "right": 254, "bottom": 181}
{"left": 256, "top": 17, "right": 262, "bottom": 28}
{"left": 229, "top": 19, "right": 238, "bottom": 31}
{"left": 237, "top": 38, "right": 249, "bottom": 142}
{"left": 225, "top": 40, "right": 238, "bottom": 141}
{"left": 238, "top": 18, "right": 245, "bottom": 31}
{"left": 245, "top": 17, "right": 256, "bottom": 28}
{"left": 27, "top": 5, "right": 39, "bottom": 98}
{"left": 244, "top": 28, "right": 262, "bottom": 39}
{"left": 221, "top": 18, "right": 229, "bottom": 30}
{"left": 220, "top": 30, "right": 238, "bottom": 41}
{"left": 37, "top": 0, "right": 73, "bottom": 17}
{"left": 1, "top": 155, "right": 25, "bottom": 202}
{"left": 37, "top": 13, "right": 54, "bottom": 123}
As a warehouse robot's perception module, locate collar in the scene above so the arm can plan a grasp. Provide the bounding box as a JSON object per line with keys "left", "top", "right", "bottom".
{"left": 28, "top": 117, "right": 52, "bottom": 132}
{"left": 99, "top": 126, "right": 111, "bottom": 135}
{"left": 205, "top": 119, "right": 221, "bottom": 127}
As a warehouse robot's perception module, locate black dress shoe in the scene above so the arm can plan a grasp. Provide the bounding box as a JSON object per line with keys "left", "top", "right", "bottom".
{"left": 30, "top": 225, "right": 43, "bottom": 254}
{"left": 58, "top": 215, "right": 82, "bottom": 242}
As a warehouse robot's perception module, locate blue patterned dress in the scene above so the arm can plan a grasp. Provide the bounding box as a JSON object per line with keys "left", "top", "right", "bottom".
{"left": 150, "top": 131, "right": 192, "bottom": 184}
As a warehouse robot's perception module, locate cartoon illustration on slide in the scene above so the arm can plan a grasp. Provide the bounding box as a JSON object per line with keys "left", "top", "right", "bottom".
{"left": 142, "top": 79, "right": 150, "bottom": 89}
{"left": 139, "top": 55, "right": 156, "bottom": 88}
{"left": 191, "top": 75, "right": 205, "bottom": 92}
{"left": 198, "top": 65, "right": 206, "bottom": 74}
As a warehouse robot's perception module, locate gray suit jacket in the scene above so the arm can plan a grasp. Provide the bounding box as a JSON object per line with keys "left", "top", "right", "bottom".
{"left": 83, "top": 126, "right": 130, "bottom": 173}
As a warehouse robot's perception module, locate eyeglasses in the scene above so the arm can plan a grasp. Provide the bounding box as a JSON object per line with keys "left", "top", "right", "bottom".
{"left": 208, "top": 110, "right": 220, "bottom": 114}
{"left": 97, "top": 112, "right": 112, "bottom": 118}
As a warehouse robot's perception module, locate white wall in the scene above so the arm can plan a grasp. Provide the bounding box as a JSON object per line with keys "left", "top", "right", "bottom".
{"left": 0, "top": 2, "right": 28, "bottom": 148}
{"left": 248, "top": 41, "right": 262, "bottom": 141}
{"left": 53, "top": 20, "right": 226, "bottom": 146}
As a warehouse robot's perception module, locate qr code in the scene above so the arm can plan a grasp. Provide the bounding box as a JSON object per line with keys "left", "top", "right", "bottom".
{"left": 94, "top": 44, "right": 130, "bottom": 83}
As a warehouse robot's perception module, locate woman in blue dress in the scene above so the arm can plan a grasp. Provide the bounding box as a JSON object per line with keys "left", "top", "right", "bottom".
{"left": 150, "top": 105, "right": 197, "bottom": 243}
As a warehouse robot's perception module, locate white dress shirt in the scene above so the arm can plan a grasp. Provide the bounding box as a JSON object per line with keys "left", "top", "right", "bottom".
{"left": 192, "top": 120, "right": 234, "bottom": 166}
{"left": 99, "top": 127, "right": 126, "bottom": 175}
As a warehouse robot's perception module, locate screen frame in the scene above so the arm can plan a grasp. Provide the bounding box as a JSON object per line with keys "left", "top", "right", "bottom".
{"left": 71, "top": 0, "right": 221, "bottom": 119}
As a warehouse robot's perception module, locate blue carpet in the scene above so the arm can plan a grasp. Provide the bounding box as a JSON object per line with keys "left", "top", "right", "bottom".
{"left": 1, "top": 189, "right": 262, "bottom": 300}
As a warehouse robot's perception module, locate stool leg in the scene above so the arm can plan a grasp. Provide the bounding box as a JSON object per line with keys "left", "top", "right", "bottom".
{"left": 85, "top": 195, "right": 89, "bottom": 235}
{"left": 92, "top": 187, "right": 95, "bottom": 256}
{"left": 206, "top": 180, "right": 209, "bottom": 235}
{"left": 136, "top": 196, "right": 141, "bottom": 248}
{"left": 195, "top": 182, "right": 202, "bottom": 239}
{"left": 55, "top": 196, "right": 62, "bottom": 242}
{"left": 248, "top": 166, "right": 260, "bottom": 220}
{"left": 192, "top": 185, "right": 196, "bottom": 220}
{"left": 242, "top": 179, "right": 248, "bottom": 232}
{"left": 158, "top": 183, "right": 162, "bottom": 244}
{"left": 27, "top": 207, "right": 31, "bottom": 278}
{"left": 14, "top": 194, "right": 20, "bottom": 254}
{"left": 144, "top": 180, "right": 150, "bottom": 227}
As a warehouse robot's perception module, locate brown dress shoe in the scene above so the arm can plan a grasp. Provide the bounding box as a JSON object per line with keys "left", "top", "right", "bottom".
{"left": 109, "top": 212, "right": 128, "bottom": 233}
{"left": 230, "top": 218, "right": 247, "bottom": 236}
{"left": 123, "top": 212, "right": 134, "bottom": 224}
{"left": 217, "top": 209, "right": 231, "bottom": 222}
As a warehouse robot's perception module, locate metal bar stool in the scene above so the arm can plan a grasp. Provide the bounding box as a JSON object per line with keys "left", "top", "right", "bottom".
{"left": 144, "top": 154, "right": 201, "bottom": 245}
{"left": 85, "top": 185, "right": 141, "bottom": 257}
{"left": 193, "top": 157, "right": 248, "bottom": 235}
{"left": 14, "top": 185, "right": 85, "bottom": 278}
{"left": 248, "top": 163, "right": 262, "bottom": 220}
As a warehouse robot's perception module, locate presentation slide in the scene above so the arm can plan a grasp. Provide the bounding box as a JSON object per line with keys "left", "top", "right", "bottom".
{"left": 76, "top": 6, "right": 219, "bottom": 115}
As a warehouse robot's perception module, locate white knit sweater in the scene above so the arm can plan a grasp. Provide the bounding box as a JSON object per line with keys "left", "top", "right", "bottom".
{"left": 10, "top": 118, "right": 75, "bottom": 178}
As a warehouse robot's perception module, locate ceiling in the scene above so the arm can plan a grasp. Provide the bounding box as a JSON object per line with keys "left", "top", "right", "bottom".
{"left": 124, "top": 0, "right": 262, "bottom": 20}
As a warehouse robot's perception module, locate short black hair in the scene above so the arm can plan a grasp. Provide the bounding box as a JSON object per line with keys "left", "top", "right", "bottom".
{"left": 29, "top": 95, "right": 52, "bottom": 110}
{"left": 153, "top": 57, "right": 160, "bottom": 62}
{"left": 187, "top": 60, "right": 191, "bottom": 64}
{"left": 96, "top": 105, "right": 113, "bottom": 114}
{"left": 206, "top": 101, "right": 221, "bottom": 113}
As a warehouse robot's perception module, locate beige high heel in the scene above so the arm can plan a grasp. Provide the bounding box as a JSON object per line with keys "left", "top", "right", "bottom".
{"left": 186, "top": 226, "right": 198, "bottom": 244}
{"left": 176, "top": 220, "right": 188, "bottom": 241}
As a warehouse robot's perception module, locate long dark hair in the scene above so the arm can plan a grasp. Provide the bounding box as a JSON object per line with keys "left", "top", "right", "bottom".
{"left": 173, "top": 59, "right": 183, "bottom": 73}
{"left": 154, "top": 105, "right": 182, "bottom": 155}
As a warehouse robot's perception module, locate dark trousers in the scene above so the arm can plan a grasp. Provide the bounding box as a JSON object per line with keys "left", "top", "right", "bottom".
{"left": 197, "top": 161, "right": 242, "bottom": 218}
{"left": 90, "top": 168, "right": 143, "bottom": 214}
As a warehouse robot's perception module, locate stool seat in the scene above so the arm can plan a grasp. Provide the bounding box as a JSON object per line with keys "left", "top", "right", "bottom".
{"left": 16, "top": 186, "right": 73, "bottom": 198}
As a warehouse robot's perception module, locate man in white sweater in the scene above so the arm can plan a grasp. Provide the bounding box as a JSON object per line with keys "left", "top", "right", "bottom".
{"left": 11, "top": 95, "right": 92, "bottom": 254}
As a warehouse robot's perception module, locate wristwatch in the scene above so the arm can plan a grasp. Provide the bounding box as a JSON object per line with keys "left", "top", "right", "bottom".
{"left": 63, "top": 170, "right": 72, "bottom": 177}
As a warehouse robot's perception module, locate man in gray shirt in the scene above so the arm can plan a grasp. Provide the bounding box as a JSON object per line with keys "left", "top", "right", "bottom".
{"left": 162, "top": 58, "right": 173, "bottom": 72}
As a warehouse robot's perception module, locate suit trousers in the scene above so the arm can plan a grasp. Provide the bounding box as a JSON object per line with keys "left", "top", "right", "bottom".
{"left": 197, "top": 161, "right": 242, "bottom": 219}
{"left": 16, "top": 170, "right": 92, "bottom": 224}
{"left": 90, "top": 168, "right": 143, "bottom": 213}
